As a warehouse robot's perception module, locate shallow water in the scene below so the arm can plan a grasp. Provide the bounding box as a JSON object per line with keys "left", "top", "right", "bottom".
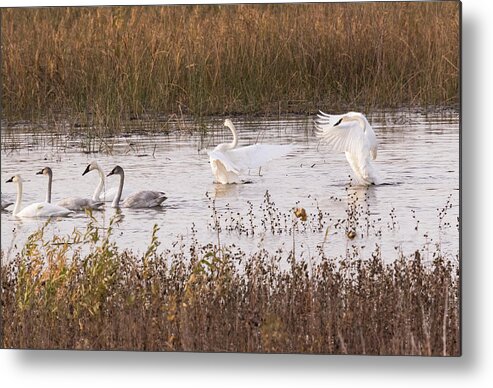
{"left": 1, "top": 109, "right": 459, "bottom": 263}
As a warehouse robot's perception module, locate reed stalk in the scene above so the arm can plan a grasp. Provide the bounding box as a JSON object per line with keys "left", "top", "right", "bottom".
{"left": 2, "top": 2, "right": 459, "bottom": 131}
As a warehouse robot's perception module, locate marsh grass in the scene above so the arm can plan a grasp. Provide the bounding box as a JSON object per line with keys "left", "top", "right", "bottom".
{"left": 1, "top": 210, "right": 460, "bottom": 355}
{"left": 207, "top": 188, "right": 458, "bottom": 246}
{"left": 2, "top": 3, "right": 459, "bottom": 132}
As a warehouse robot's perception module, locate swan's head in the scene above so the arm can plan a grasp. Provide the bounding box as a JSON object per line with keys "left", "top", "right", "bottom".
{"left": 343, "top": 112, "right": 369, "bottom": 130}
{"left": 82, "top": 160, "right": 100, "bottom": 176}
{"left": 224, "top": 119, "right": 233, "bottom": 128}
{"left": 107, "top": 165, "right": 124, "bottom": 177}
{"left": 36, "top": 167, "right": 53, "bottom": 177}
{"left": 6, "top": 175, "right": 21, "bottom": 184}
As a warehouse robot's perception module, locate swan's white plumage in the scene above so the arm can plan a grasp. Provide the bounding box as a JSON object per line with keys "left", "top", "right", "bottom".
{"left": 101, "top": 186, "right": 132, "bottom": 202}
{"left": 208, "top": 150, "right": 242, "bottom": 184}
{"left": 16, "top": 202, "right": 74, "bottom": 218}
{"left": 315, "top": 111, "right": 380, "bottom": 185}
{"left": 37, "top": 166, "right": 104, "bottom": 211}
{"left": 215, "top": 144, "right": 295, "bottom": 171}
{"left": 5, "top": 175, "right": 73, "bottom": 218}
{"left": 82, "top": 161, "right": 131, "bottom": 202}
{"left": 209, "top": 119, "right": 295, "bottom": 184}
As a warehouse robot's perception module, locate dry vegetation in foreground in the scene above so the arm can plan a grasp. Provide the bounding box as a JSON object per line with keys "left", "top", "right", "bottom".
{"left": 2, "top": 3, "right": 459, "bottom": 130}
{"left": 1, "top": 214, "right": 460, "bottom": 355}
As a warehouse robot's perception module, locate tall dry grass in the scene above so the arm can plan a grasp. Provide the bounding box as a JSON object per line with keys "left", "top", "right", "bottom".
{"left": 2, "top": 3, "right": 459, "bottom": 128}
{"left": 1, "top": 216, "right": 460, "bottom": 355}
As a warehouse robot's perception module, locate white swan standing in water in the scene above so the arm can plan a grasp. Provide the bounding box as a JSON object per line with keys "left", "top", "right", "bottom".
{"left": 37, "top": 167, "right": 104, "bottom": 211}
{"left": 315, "top": 111, "right": 381, "bottom": 186}
{"left": 208, "top": 119, "right": 295, "bottom": 184}
{"left": 82, "top": 161, "right": 132, "bottom": 202}
{"left": 5, "top": 175, "right": 73, "bottom": 218}
{"left": 106, "top": 165, "right": 167, "bottom": 208}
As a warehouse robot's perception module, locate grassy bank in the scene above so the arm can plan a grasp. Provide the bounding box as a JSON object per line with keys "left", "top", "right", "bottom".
{"left": 1, "top": 216, "right": 460, "bottom": 355}
{"left": 2, "top": 3, "right": 459, "bottom": 130}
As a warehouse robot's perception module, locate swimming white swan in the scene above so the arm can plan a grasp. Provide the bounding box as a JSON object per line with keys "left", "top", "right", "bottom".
{"left": 207, "top": 119, "right": 295, "bottom": 184}
{"left": 5, "top": 175, "right": 73, "bottom": 218}
{"left": 37, "top": 167, "right": 104, "bottom": 211}
{"left": 106, "top": 165, "right": 167, "bottom": 208}
{"left": 82, "top": 161, "right": 132, "bottom": 202}
{"left": 315, "top": 111, "right": 380, "bottom": 185}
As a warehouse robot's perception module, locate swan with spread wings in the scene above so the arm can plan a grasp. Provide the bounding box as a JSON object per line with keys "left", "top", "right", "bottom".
{"left": 315, "top": 111, "right": 380, "bottom": 186}
{"left": 208, "top": 119, "right": 294, "bottom": 184}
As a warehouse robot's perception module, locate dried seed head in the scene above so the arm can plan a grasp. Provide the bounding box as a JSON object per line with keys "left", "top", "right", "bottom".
{"left": 294, "top": 207, "right": 307, "bottom": 222}
{"left": 346, "top": 230, "right": 356, "bottom": 239}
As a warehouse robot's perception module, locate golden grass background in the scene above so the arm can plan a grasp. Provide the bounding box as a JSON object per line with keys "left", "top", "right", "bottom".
{"left": 2, "top": 2, "right": 459, "bottom": 125}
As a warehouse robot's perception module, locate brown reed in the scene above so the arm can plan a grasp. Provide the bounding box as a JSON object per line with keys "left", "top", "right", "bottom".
{"left": 1, "top": 2, "right": 459, "bottom": 130}
{"left": 0, "top": 215, "right": 460, "bottom": 355}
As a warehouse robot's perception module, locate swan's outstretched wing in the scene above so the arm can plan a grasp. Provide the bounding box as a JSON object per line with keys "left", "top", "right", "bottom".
{"left": 315, "top": 111, "right": 347, "bottom": 128}
{"left": 208, "top": 144, "right": 294, "bottom": 184}
{"left": 315, "top": 111, "right": 374, "bottom": 157}
{"left": 207, "top": 150, "right": 242, "bottom": 174}
{"left": 122, "top": 191, "right": 167, "bottom": 208}
{"left": 365, "top": 125, "right": 378, "bottom": 160}
{"left": 225, "top": 144, "right": 295, "bottom": 170}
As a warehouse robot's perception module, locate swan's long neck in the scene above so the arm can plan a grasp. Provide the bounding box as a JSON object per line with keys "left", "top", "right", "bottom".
{"left": 13, "top": 180, "right": 23, "bottom": 216}
{"left": 93, "top": 166, "right": 106, "bottom": 202}
{"left": 111, "top": 171, "right": 124, "bottom": 208}
{"left": 353, "top": 116, "right": 367, "bottom": 132}
{"left": 46, "top": 171, "right": 52, "bottom": 203}
{"left": 225, "top": 122, "right": 238, "bottom": 149}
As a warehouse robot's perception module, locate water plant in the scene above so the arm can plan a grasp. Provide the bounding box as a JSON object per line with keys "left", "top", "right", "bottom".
{"left": 1, "top": 209, "right": 460, "bottom": 355}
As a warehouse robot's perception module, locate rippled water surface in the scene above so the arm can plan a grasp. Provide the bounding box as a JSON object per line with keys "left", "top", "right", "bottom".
{"left": 1, "top": 110, "right": 459, "bottom": 263}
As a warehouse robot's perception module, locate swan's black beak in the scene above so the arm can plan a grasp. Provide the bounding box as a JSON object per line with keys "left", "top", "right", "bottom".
{"left": 106, "top": 169, "right": 115, "bottom": 177}
{"left": 6, "top": 177, "right": 14, "bottom": 183}
{"left": 36, "top": 169, "right": 44, "bottom": 175}
{"left": 82, "top": 165, "right": 91, "bottom": 176}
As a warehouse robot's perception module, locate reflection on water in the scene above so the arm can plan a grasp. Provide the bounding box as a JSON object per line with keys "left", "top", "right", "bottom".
{"left": 212, "top": 182, "right": 244, "bottom": 199}
{"left": 1, "top": 110, "right": 459, "bottom": 263}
